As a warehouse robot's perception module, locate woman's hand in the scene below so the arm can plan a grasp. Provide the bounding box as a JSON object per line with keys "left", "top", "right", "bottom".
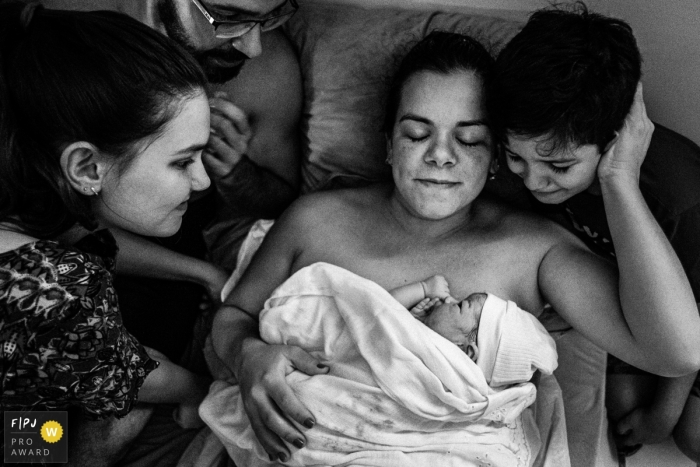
{"left": 597, "top": 83, "right": 654, "bottom": 184}
{"left": 204, "top": 92, "right": 252, "bottom": 180}
{"left": 237, "top": 339, "right": 329, "bottom": 462}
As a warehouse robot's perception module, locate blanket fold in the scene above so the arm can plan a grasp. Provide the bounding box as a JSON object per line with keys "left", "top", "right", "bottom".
{"left": 201, "top": 262, "right": 568, "bottom": 467}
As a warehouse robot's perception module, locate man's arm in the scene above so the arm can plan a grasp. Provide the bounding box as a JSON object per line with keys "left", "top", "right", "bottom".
{"left": 206, "top": 29, "right": 302, "bottom": 219}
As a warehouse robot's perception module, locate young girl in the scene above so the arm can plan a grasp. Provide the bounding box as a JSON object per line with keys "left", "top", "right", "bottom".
{"left": 0, "top": 3, "right": 211, "bottom": 463}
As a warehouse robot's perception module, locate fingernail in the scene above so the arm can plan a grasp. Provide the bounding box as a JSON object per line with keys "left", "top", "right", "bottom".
{"left": 278, "top": 452, "right": 288, "bottom": 462}
{"left": 303, "top": 418, "right": 315, "bottom": 429}
{"left": 317, "top": 364, "right": 328, "bottom": 369}
{"left": 292, "top": 438, "right": 305, "bottom": 448}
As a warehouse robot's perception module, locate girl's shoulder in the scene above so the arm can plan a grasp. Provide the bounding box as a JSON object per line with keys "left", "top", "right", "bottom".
{"left": 0, "top": 229, "right": 116, "bottom": 286}
{"left": 0, "top": 229, "right": 39, "bottom": 255}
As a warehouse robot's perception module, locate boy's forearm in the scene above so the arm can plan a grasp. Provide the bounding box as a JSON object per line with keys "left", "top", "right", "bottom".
{"left": 601, "top": 176, "right": 700, "bottom": 373}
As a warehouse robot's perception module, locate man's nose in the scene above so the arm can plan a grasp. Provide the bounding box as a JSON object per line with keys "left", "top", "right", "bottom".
{"left": 230, "top": 24, "right": 263, "bottom": 59}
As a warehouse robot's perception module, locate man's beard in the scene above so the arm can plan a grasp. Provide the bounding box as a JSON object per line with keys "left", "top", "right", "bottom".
{"left": 158, "top": 0, "right": 248, "bottom": 83}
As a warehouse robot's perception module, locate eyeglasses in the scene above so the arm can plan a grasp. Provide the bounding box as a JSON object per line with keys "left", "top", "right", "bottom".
{"left": 190, "top": 0, "right": 298, "bottom": 39}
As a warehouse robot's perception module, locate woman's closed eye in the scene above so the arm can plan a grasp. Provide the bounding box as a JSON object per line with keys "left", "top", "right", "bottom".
{"left": 549, "top": 163, "right": 572, "bottom": 174}
{"left": 173, "top": 158, "right": 195, "bottom": 170}
{"left": 456, "top": 138, "right": 482, "bottom": 148}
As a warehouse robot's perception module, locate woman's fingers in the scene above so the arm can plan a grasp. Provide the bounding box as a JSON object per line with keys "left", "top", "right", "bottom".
{"left": 238, "top": 344, "right": 325, "bottom": 461}
{"left": 245, "top": 395, "right": 296, "bottom": 462}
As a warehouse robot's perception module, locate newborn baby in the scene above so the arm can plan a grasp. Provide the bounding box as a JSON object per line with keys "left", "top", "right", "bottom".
{"left": 390, "top": 275, "right": 556, "bottom": 387}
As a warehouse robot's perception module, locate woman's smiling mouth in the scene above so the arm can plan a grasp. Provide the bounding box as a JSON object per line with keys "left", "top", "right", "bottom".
{"left": 416, "top": 178, "right": 460, "bottom": 187}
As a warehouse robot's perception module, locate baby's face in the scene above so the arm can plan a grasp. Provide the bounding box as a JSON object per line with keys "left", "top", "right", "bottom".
{"left": 424, "top": 294, "right": 483, "bottom": 356}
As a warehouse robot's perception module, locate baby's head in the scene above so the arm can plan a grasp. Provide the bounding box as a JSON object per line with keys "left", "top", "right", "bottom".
{"left": 424, "top": 292, "right": 487, "bottom": 360}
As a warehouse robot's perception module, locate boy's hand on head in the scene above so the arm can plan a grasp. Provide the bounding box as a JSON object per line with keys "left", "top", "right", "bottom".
{"left": 597, "top": 83, "right": 654, "bottom": 184}
{"left": 421, "top": 275, "right": 451, "bottom": 300}
{"left": 204, "top": 92, "right": 253, "bottom": 180}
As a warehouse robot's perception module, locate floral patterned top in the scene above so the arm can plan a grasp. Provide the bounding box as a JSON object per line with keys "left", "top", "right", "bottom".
{"left": 0, "top": 230, "right": 157, "bottom": 419}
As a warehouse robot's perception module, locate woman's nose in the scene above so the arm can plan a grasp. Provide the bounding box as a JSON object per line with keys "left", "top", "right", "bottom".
{"left": 191, "top": 160, "right": 211, "bottom": 192}
{"left": 425, "top": 138, "right": 456, "bottom": 167}
{"left": 230, "top": 24, "right": 263, "bottom": 59}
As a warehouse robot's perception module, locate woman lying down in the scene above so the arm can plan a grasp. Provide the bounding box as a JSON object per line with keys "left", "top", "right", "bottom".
{"left": 202, "top": 262, "right": 562, "bottom": 466}
{"left": 208, "top": 31, "right": 700, "bottom": 467}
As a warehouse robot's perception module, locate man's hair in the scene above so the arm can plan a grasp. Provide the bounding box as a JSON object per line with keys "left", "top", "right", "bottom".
{"left": 492, "top": 2, "right": 641, "bottom": 153}
{"left": 0, "top": 3, "right": 207, "bottom": 238}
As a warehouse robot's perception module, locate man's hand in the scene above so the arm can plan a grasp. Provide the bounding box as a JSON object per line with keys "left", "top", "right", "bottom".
{"left": 597, "top": 83, "right": 654, "bottom": 184}
{"left": 205, "top": 92, "right": 252, "bottom": 180}
{"left": 237, "top": 339, "right": 329, "bottom": 462}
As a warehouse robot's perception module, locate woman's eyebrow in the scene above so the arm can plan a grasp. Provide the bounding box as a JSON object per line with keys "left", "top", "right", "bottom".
{"left": 205, "top": 0, "right": 287, "bottom": 17}
{"left": 399, "top": 114, "right": 487, "bottom": 128}
{"left": 172, "top": 143, "right": 208, "bottom": 156}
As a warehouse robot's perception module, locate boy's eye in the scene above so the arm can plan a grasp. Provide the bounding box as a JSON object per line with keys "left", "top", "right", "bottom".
{"left": 506, "top": 153, "right": 521, "bottom": 162}
{"left": 549, "top": 163, "right": 571, "bottom": 174}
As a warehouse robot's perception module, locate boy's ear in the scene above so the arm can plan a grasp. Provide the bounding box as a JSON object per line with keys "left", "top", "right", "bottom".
{"left": 59, "top": 142, "right": 106, "bottom": 195}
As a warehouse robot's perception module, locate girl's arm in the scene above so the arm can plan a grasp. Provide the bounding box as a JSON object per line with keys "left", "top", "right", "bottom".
{"left": 111, "top": 227, "right": 229, "bottom": 304}
{"left": 137, "top": 348, "right": 210, "bottom": 428}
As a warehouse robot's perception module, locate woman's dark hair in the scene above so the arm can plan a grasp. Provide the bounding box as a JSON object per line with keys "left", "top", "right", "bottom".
{"left": 492, "top": 2, "right": 641, "bottom": 154}
{"left": 383, "top": 31, "right": 496, "bottom": 135}
{"left": 0, "top": 2, "right": 208, "bottom": 238}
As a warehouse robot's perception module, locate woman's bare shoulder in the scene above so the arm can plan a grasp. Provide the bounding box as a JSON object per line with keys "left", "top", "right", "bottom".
{"left": 284, "top": 185, "right": 389, "bottom": 222}
{"left": 479, "top": 196, "right": 585, "bottom": 248}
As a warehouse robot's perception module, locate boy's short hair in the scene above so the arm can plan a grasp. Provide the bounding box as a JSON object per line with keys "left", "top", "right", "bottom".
{"left": 492, "top": 2, "right": 641, "bottom": 154}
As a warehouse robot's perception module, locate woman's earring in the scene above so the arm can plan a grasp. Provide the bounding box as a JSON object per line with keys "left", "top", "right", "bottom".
{"left": 385, "top": 157, "right": 392, "bottom": 166}
{"left": 82, "top": 187, "right": 88, "bottom": 192}
{"left": 90, "top": 187, "right": 100, "bottom": 196}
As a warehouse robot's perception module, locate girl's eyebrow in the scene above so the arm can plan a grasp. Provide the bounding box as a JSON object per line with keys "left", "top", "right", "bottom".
{"left": 172, "top": 143, "right": 207, "bottom": 156}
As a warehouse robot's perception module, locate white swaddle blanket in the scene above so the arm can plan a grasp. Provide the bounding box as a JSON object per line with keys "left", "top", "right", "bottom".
{"left": 201, "top": 262, "right": 569, "bottom": 467}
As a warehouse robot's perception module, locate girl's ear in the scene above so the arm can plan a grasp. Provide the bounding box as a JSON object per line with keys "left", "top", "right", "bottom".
{"left": 59, "top": 142, "right": 107, "bottom": 195}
